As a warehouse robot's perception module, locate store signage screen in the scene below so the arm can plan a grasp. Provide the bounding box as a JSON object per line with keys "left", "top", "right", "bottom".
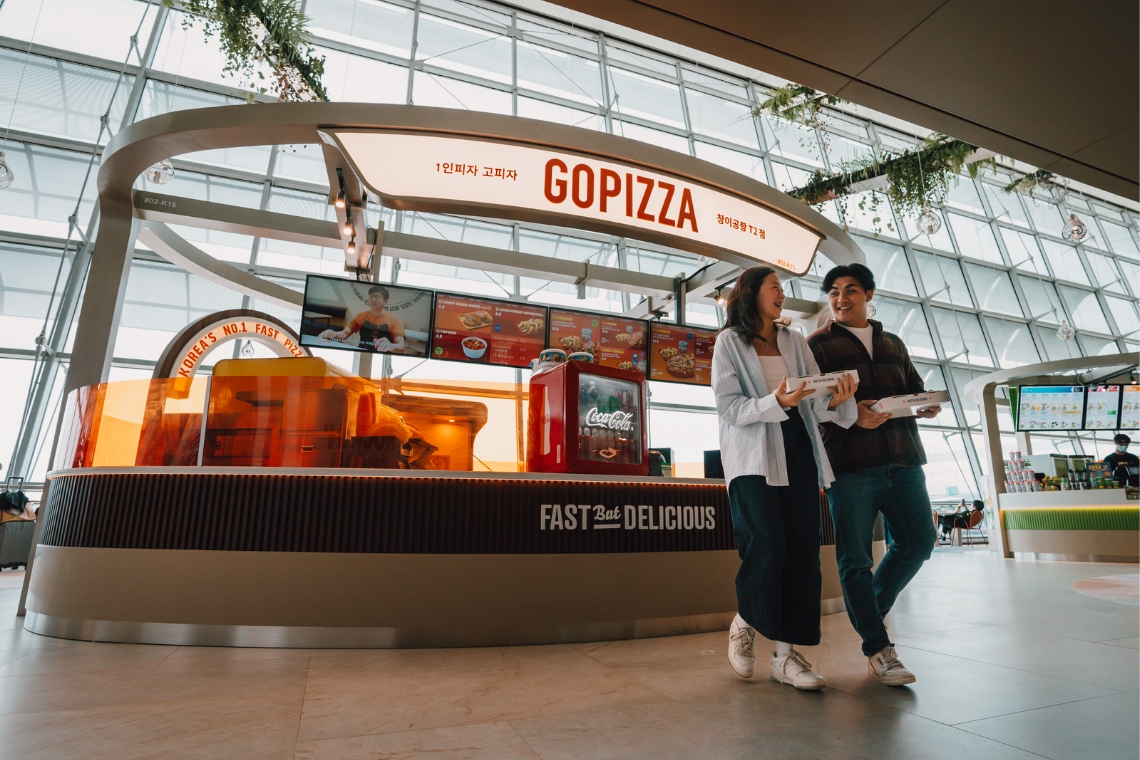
{"left": 547, "top": 308, "right": 648, "bottom": 374}
{"left": 431, "top": 292, "right": 547, "bottom": 369}
{"left": 1083, "top": 385, "right": 1122, "bottom": 430}
{"left": 1122, "top": 385, "right": 1140, "bottom": 430}
{"left": 324, "top": 130, "right": 823, "bottom": 274}
{"left": 300, "top": 275, "right": 433, "bottom": 357}
{"left": 649, "top": 323, "right": 718, "bottom": 386}
{"left": 1016, "top": 386, "right": 1085, "bottom": 431}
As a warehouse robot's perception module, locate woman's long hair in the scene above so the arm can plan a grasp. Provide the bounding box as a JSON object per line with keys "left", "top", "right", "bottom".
{"left": 723, "top": 266, "right": 776, "bottom": 339}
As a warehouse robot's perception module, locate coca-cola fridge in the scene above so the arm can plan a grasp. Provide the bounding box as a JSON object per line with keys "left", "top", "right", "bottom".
{"left": 527, "top": 360, "right": 649, "bottom": 475}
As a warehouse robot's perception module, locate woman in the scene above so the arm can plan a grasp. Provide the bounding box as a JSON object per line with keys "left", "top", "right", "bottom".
{"left": 713, "top": 266, "right": 858, "bottom": 690}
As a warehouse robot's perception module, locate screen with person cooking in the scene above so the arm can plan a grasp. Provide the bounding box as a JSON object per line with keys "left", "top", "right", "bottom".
{"left": 430, "top": 292, "right": 548, "bottom": 368}
{"left": 300, "top": 275, "right": 434, "bottom": 356}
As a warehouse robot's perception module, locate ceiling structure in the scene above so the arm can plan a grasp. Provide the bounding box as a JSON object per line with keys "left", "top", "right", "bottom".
{"left": 539, "top": 0, "right": 1139, "bottom": 200}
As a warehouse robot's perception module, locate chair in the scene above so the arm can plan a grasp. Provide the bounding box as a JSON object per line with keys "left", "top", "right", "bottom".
{"left": 950, "top": 510, "right": 988, "bottom": 546}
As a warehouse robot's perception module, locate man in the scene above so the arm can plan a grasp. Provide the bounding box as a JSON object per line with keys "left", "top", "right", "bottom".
{"left": 1104, "top": 434, "right": 1139, "bottom": 487}
{"left": 808, "top": 263, "right": 937, "bottom": 687}
{"left": 319, "top": 285, "right": 406, "bottom": 353}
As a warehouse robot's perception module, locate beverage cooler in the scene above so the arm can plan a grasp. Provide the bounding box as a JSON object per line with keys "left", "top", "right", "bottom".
{"left": 527, "top": 360, "right": 649, "bottom": 475}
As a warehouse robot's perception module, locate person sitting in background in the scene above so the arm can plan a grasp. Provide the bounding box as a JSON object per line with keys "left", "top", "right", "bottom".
{"left": 938, "top": 500, "right": 984, "bottom": 541}
{"left": 1104, "top": 434, "right": 1139, "bottom": 487}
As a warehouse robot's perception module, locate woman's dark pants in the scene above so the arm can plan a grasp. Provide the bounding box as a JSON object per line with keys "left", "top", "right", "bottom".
{"left": 727, "top": 408, "right": 821, "bottom": 646}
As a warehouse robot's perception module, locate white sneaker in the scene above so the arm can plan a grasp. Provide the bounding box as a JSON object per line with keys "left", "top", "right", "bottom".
{"left": 770, "top": 649, "right": 826, "bottom": 691}
{"left": 727, "top": 614, "right": 755, "bottom": 679}
{"left": 868, "top": 645, "right": 916, "bottom": 686}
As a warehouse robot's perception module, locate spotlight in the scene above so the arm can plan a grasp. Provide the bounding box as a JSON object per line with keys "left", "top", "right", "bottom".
{"left": 335, "top": 191, "right": 346, "bottom": 209}
{"left": 144, "top": 158, "right": 174, "bottom": 185}
{"left": 347, "top": 241, "right": 356, "bottom": 256}
{"left": 715, "top": 288, "right": 727, "bottom": 307}
{"left": 0, "top": 151, "right": 13, "bottom": 189}
{"left": 343, "top": 222, "right": 354, "bottom": 237}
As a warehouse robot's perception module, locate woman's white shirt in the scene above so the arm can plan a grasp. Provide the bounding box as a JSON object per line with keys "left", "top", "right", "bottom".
{"left": 711, "top": 326, "right": 857, "bottom": 489}
{"left": 756, "top": 355, "right": 787, "bottom": 395}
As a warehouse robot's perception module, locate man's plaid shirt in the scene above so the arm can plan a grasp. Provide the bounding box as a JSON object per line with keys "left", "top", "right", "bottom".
{"left": 807, "top": 319, "right": 927, "bottom": 475}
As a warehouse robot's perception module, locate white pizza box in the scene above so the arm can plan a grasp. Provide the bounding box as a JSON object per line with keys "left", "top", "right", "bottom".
{"left": 783, "top": 369, "right": 859, "bottom": 399}
{"left": 870, "top": 390, "right": 951, "bottom": 418}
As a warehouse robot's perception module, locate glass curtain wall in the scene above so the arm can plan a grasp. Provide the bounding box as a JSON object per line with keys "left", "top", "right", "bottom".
{"left": 1, "top": 0, "right": 1137, "bottom": 490}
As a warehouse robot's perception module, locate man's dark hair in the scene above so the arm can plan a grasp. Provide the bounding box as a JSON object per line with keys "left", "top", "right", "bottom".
{"left": 367, "top": 285, "right": 390, "bottom": 300}
{"left": 821, "top": 263, "right": 876, "bottom": 293}
{"left": 723, "top": 266, "right": 777, "bottom": 339}
{"left": 1115, "top": 433, "right": 1131, "bottom": 446}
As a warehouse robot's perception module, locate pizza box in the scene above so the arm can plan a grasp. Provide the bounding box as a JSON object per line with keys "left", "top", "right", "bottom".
{"left": 784, "top": 369, "right": 859, "bottom": 399}
{"left": 870, "top": 390, "right": 951, "bottom": 418}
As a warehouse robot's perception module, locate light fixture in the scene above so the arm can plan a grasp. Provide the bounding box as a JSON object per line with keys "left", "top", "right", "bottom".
{"left": 144, "top": 158, "right": 174, "bottom": 184}
{"left": 1056, "top": 320, "right": 1075, "bottom": 341}
{"left": 240, "top": 339, "right": 256, "bottom": 358}
{"left": 335, "top": 191, "right": 346, "bottom": 209}
{"left": 347, "top": 241, "right": 356, "bottom": 256}
{"left": 0, "top": 151, "right": 13, "bottom": 189}
{"left": 915, "top": 203, "right": 941, "bottom": 235}
{"left": 1061, "top": 213, "right": 1087, "bottom": 242}
{"left": 714, "top": 288, "right": 727, "bottom": 307}
{"left": 866, "top": 301, "right": 877, "bottom": 318}
{"left": 343, "top": 221, "right": 354, "bottom": 237}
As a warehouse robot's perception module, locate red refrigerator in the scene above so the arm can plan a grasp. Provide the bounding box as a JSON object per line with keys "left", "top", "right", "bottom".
{"left": 527, "top": 360, "right": 649, "bottom": 475}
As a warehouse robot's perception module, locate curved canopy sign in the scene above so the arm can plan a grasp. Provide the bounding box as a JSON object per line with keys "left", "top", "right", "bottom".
{"left": 323, "top": 130, "right": 822, "bottom": 275}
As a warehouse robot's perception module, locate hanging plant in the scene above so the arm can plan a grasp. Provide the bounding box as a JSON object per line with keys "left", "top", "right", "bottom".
{"left": 166, "top": 0, "right": 328, "bottom": 102}
{"left": 753, "top": 85, "right": 841, "bottom": 129}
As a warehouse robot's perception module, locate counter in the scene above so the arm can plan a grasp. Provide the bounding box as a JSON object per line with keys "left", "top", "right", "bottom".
{"left": 999, "top": 489, "right": 1138, "bottom": 562}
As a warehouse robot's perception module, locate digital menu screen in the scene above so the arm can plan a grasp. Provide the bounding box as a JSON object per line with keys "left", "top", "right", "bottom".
{"left": 1122, "top": 385, "right": 1140, "bottom": 430}
{"left": 430, "top": 292, "right": 547, "bottom": 369}
{"left": 299, "top": 275, "right": 433, "bottom": 356}
{"left": 1016, "top": 386, "right": 1085, "bottom": 431}
{"left": 648, "top": 323, "right": 718, "bottom": 386}
{"left": 1084, "top": 385, "right": 1121, "bottom": 430}
{"left": 547, "top": 308, "right": 648, "bottom": 374}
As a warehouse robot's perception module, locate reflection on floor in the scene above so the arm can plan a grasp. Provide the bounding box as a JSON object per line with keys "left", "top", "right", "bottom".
{"left": 0, "top": 549, "right": 1137, "bottom": 759}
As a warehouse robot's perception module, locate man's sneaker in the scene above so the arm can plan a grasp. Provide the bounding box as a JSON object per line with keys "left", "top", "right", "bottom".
{"left": 727, "top": 614, "right": 755, "bottom": 679}
{"left": 868, "top": 645, "right": 916, "bottom": 686}
{"left": 770, "top": 649, "right": 826, "bottom": 691}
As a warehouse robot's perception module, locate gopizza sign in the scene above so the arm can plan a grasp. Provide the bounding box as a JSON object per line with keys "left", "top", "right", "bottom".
{"left": 323, "top": 131, "right": 822, "bottom": 275}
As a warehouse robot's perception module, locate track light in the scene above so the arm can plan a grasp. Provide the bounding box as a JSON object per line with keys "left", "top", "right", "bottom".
{"left": 715, "top": 288, "right": 727, "bottom": 307}
{"left": 335, "top": 191, "right": 346, "bottom": 209}
{"left": 343, "top": 222, "right": 354, "bottom": 237}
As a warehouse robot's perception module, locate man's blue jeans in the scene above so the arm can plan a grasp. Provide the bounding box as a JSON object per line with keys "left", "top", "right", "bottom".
{"left": 826, "top": 464, "right": 936, "bottom": 657}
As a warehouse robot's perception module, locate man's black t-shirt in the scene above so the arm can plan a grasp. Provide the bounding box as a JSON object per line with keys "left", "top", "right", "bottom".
{"left": 1104, "top": 451, "right": 1140, "bottom": 486}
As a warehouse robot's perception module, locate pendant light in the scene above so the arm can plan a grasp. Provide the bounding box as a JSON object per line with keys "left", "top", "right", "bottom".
{"left": 0, "top": 151, "right": 13, "bottom": 189}
{"left": 144, "top": 159, "right": 174, "bottom": 184}
{"left": 1056, "top": 319, "right": 1075, "bottom": 341}
{"left": 915, "top": 203, "right": 942, "bottom": 235}
{"left": 240, "top": 340, "right": 256, "bottom": 358}
{"left": 1061, "top": 213, "right": 1088, "bottom": 242}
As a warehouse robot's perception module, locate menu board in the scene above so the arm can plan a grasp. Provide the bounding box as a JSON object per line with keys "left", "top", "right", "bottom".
{"left": 547, "top": 308, "right": 648, "bottom": 374}
{"left": 648, "top": 323, "right": 718, "bottom": 386}
{"left": 300, "top": 276, "right": 434, "bottom": 356}
{"left": 1016, "top": 386, "right": 1085, "bottom": 431}
{"left": 1084, "top": 385, "right": 1122, "bottom": 430}
{"left": 430, "top": 292, "right": 547, "bottom": 369}
{"left": 1122, "top": 385, "right": 1140, "bottom": 430}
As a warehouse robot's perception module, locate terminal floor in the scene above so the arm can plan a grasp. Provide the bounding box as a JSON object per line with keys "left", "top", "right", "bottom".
{"left": 0, "top": 549, "right": 1137, "bottom": 760}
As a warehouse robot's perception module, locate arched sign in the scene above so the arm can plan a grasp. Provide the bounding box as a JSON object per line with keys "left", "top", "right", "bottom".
{"left": 322, "top": 130, "right": 823, "bottom": 275}
{"left": 152, "top": 309, "right": 309, "bottom": 378}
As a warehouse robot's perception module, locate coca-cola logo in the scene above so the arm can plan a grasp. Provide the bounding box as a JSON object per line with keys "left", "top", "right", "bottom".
{"left": 585, "top": 407, "right": 634, "bottom": 431}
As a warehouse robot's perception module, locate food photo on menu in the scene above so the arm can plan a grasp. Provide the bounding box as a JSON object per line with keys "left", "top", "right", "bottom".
{"left": 431, "top": 292, "right": 547, "bottom": 368}
{"left": 648, "top": 323, "right": 717, "bottom": 385}
{"left": 547, "top": 308, "right": 648, "bottom": 374}
{"left": 299, "top": 275, "right": 433, "bottom": 356}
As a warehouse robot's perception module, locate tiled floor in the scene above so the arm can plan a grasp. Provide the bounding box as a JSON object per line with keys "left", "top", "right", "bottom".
{"left": 0, "top": 549, "right": 1137, "bottom": 759}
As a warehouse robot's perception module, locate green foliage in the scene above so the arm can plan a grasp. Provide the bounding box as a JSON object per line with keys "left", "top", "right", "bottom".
{"left": 166, "top": 0, "right": 328, "bottom": 102}
{"left": 752, "top": 85, "right": 840, "bottom": 129}
{"left": 1002, "top": 169, "right": 1056, "bottom": 196}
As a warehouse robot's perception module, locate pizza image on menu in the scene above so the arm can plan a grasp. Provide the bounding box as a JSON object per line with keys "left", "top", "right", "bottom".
{"left": 430, "top": 292, "right": 547, "bottom": 369}
{"left": 666, "top": 352, "right": 696, "bottom": 378}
